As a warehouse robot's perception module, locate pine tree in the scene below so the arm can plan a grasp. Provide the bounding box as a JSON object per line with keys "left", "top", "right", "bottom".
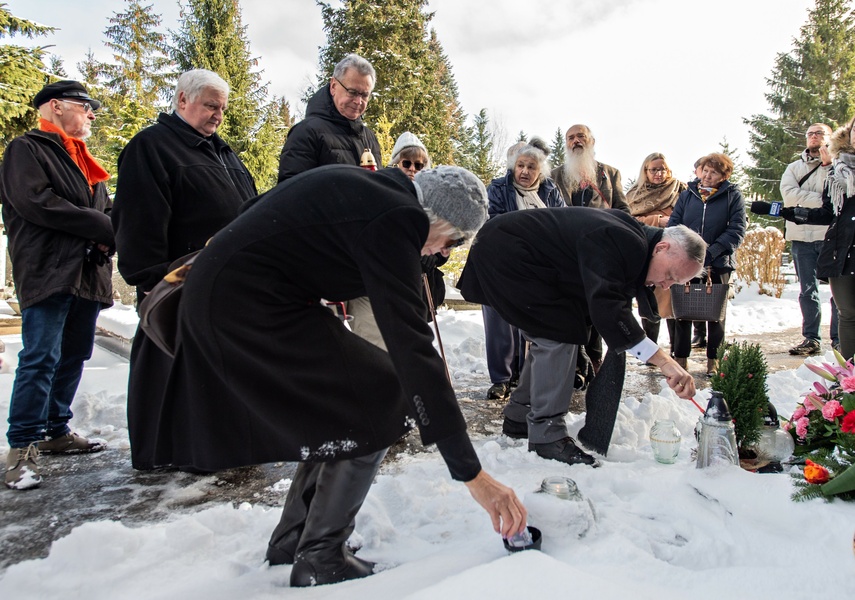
{"left": 718, "top": 137, "right": 749, "bottom": 192}
{"left": 172, "top": 0, "right": 285, "bottom": 190}
{"left": 457, "top": 108, "right": 501, "bottom": 184}
{"left": 516, "top": 131, "right": 527, "bottom": 142}
{"left": 317, "top": 0, "right": 466, "bottom": 166}
{"left": 48, "top": 55, "right": 67, "bottom": 78}
{"left": 0, "top": 3, "right": 54, "bottom": 156}
{"left": 83, "top": 1, "right": 176, "bottom": 186}
{"left": 549, "top": 127, "right": 566, "bottom": 170}
{"left": 744, "top": 0, "right": 855, "bottom": 202}
{"left": 711, "top": 342, "right": 770, "bottom": 450}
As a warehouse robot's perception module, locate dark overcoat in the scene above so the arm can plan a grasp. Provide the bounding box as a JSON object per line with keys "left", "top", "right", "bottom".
{"left": 157, "top": 166, "right": 480, "bottom": 481}
{"left": 457, "top": 208, "right": 658, "bottom": 353}
{"left": 112, "top": 112, "right": 257, "bottom": 470}
{"left": 0, "top": 130, "right": 114, "bottom": 310}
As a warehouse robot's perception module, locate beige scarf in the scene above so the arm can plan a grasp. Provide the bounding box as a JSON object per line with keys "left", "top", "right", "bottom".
{"left": 513, "top": 179, "right": 546, "bottom": 211}
{"left": 626, "top": 178, "right": 684, "bottom": 217}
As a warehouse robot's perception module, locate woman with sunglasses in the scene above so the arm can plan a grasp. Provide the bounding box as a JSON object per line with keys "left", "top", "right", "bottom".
{"left": 625, "top": 153, "right": 687, "bottom": 349}
{"left": 482, "top": 137, "right": 565, "bottom": 402}
{"left": 390, "top": 131, "right": 431, "bottom": 179}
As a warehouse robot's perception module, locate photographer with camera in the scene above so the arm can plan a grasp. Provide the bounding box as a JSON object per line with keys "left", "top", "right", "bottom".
{"left": 780, "top": 124, "right": 838, "bottom": 356}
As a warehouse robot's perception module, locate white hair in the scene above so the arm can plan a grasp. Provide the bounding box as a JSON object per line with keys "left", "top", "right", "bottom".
{"left": 333, "top": 53, "right": 376, "bottom": 86}
{"left": 172, "top": 69, "right": 229, "bottom": 110}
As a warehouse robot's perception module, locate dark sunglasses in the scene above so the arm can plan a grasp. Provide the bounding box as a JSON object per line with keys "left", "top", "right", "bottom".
{"left": 401, "top": 159, "right": 425, "bottom": 171}
{"left": 443, "top": 237, "right": 466, "bottom": 250}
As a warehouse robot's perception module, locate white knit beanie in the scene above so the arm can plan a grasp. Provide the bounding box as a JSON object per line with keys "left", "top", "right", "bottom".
{"left": 390, "top": 132, "right": 428, "bottom": 166}
{"left": 413, "top": 166, "right": 488, "bottom": 235}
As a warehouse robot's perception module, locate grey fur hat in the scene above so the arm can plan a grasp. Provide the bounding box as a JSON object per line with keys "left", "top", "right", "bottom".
{"left": 413, "top": 166, "right": 488, "bottom": 235}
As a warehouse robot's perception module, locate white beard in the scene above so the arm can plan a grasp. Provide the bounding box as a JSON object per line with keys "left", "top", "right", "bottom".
{"left": 563, "top": 145, "right": 598, "bottom": 194}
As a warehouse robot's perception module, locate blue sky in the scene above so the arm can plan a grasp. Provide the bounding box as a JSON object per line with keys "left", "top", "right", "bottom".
{"left": 7, "top": 0, "right": 819, "bottom": 181}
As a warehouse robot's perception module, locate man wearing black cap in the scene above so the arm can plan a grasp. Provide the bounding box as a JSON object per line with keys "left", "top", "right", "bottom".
{"left": 1, "top": 80, "right": 114, "bottom": 490}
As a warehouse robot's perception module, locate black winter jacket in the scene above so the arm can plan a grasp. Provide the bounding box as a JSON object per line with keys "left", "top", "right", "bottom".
{"left": 458, "top": 208, "right": 659, "bottom": 351}
{"left": 0, "top": 129, "right": 114, "bottom": 310}
{"left": 112, "top": 113, "right": 257, "bottom": 302}
{"left": 277, "top": 84, "right": 381, "bottom": 181}
{"left": 668, "top": 180, "right": 746, "bottom": 272}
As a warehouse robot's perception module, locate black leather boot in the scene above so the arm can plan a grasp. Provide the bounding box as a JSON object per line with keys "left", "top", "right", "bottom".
{"left": 266, "top": 462, "right": 321, "bottom": 565}
{"left": 290, "top": 449, "right": 387, "bottom": 587}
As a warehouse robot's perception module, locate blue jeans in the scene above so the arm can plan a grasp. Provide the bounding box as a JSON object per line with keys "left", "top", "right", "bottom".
{"left": 792, "top": 240, "right": 839, "bottom": 343}
{"left": 6, "top": 294, "right": 102, "bottom": 447}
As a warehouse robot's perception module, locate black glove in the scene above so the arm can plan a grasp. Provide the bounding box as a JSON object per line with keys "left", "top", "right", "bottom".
{"left": 84, "top": 243, "right": 110, "bottom": 267}
{"left": 421, "top": 254, "right": 439, "bottom": 273}
{"left": 780, "top": 207, "right": 810, "bottom": 224}
{"left": 750, "top": 201, "right": 772, "bottom": 215}
{"left": 575, "top": 346, "right": 594, "bottom": 390}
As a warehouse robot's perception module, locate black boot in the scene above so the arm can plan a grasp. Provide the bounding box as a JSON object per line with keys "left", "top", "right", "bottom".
{"left": 266, "top": 462, "right": 321, "bottom": 565}
{"left": 290, "top": 449, "right": 387, "bottom": 587}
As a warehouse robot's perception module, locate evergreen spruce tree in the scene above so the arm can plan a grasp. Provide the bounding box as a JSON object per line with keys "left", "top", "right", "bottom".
{"left": 516, "top": 131, "right": 527, "bottom": 142}
{"left": 317, "top": 0, "right": 465, "bottom": 166}
{"left": 172, "top": 0, "right": 286, "bottom": 190}
{"left": 48, "top": 55, "right": 67, "bottom": 78}
{"left": 549, "top": 127, "right": 566, "bottom": 170}
{"left": 0, "top": 3, "right": 54, "bottom": 156}
{"left": 744, "top": 0, "right": 855, "bottom": 202}
{"left": 458, "top": 108, "right": 501, "bottom": 184}
{"left": 718, "top": 137, "right": 749, "bottom": 192}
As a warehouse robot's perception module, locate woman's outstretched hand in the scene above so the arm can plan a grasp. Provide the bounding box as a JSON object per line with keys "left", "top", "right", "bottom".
{"left": 464, "top": 470, "right": 527, "bottom": 538}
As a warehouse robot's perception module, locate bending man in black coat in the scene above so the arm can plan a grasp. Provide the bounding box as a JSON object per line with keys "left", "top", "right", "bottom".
{"left": 458, "top": 209, "right": 706, "bottom": 464}
{"left": 160, "top": 165, "right": 526, "bottom": 587}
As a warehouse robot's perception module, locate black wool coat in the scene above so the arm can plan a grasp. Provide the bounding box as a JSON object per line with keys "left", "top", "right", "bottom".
{"left": 157, "top": 166, "right": 480, "bottom": 481}
{"left": 458, "top": 208, "right": 659, "bottom": 352}
{"left": 112, "top": 112, "right": 257, "bottom": 470}
{"left": 0, "top": 130, "right": 114, "bottom": 310}
{"left": 277, "top": 84, "right": 381, "bottom": 182}
{"left": 112, "top": 112, "right": 258, "bottom": 300}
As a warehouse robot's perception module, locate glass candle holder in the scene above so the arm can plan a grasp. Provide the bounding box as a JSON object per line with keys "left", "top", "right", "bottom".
{"left": 650, "top": 419, "right": 682, "bottom": 464}
{"left": 538, "top": 476, "right": 583, "bottom": 500}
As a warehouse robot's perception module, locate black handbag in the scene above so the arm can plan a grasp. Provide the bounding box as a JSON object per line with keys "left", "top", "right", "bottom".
{"left": 670, "top": 267, "right": 729, "bottom": 322}
{"left": 138, "top": 251, "right": 201, "bottom": 358}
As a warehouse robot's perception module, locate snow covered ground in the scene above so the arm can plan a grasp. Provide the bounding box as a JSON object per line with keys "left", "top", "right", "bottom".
{"left": 1, "top": 284, "right": 853, "bottom": 599}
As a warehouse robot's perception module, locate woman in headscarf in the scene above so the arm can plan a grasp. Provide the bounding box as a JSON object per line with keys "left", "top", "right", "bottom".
{"left": 626, "top": 152, "right": 687, "bottom": 350}
{"left": 158, "top": 165, "right": 526, "bottom": 587}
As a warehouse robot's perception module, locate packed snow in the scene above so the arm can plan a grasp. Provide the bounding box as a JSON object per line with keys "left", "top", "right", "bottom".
{"left": 1, "top": 284, "right": 853, "bottom": 599}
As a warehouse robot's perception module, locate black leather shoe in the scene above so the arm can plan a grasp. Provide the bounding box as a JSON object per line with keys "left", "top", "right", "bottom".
{"left": 487, "top": 382, "right": 510, "bottom": 400}
{"left": 529, "top": 437, "right": 600, "bottom": 467}
{"left": 502, "top": 417, "right": 528, "bottom": 439}
{"left": 691, "top": 333, "right": 706, "bottom": 348}
{"left": 290, "top": 543, "right": 376, "bottom": 587}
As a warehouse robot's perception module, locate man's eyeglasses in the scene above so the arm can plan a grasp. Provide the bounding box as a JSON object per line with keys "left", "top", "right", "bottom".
{"left": 401, "top": 159, "right": 425, "bottom": 171}
{"left": 806, "top": 131, "right": 827, "bottom": 137}
{"left": 647, "top": 167, "right": 668, "bottom": 174}
{"left": 62, "top": 100, "right": 94, "bottom": 114}
{"left": 333, "top": 77, "right": 371, "bottom": 101}
{"left": 443, "top": 237, "right": 466, "bottom": 251}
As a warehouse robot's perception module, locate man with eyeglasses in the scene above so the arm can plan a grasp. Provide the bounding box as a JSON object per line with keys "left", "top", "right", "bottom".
{"left": 780, "top": 123, "right": 839, "bottom": 356}
{"left": 277, "top": 53, "right": 381, "bottom": 182}
{"left": 1, "top": 80, "right": 114, "bottom": 489}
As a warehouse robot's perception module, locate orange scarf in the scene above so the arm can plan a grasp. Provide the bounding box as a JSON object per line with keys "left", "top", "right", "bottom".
{"left": 39, "top": 118, "right": 110, "bottom": 193}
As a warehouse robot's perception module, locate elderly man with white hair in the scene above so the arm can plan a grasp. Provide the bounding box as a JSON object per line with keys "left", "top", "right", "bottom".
{"left": 112, "top": 69, "right": 257, "bottom": 470}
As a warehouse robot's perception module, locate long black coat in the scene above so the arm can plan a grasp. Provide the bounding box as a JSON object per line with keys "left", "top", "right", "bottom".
{"left": 458, "top": 208, "right": 658, "bottom": 352}
{"left": 157, "top": 166, "right": 480, "bottom": 481}
{"left": 112, "top": 112, "right": 257, "bottom": 470}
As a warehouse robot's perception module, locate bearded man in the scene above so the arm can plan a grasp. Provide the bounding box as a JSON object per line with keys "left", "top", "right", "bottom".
{"left": 550, "top": 124, "right": 629, "bottom": 212}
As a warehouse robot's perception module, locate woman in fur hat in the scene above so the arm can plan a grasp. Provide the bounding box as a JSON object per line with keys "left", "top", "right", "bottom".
{"left": 780, "top": 117, "right": 855, "bottom": 359}
{"left": 626, "top": 153, "right": 687, "bottom": 348}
